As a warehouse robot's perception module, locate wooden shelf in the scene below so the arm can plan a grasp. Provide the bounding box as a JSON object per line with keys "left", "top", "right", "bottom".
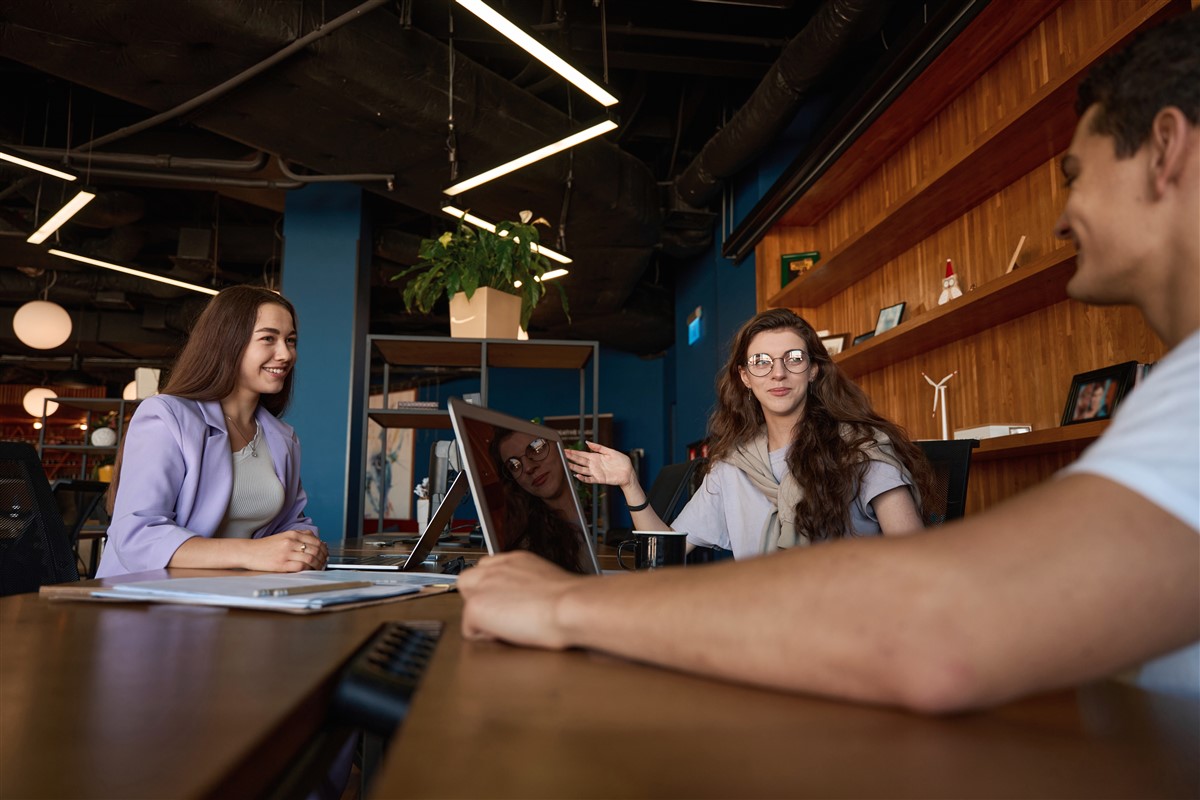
{"left": 779, "top": 2, "right": 1053, "bottom": 227}
{"left": 373, "top": 336, "right": 595, "bottom": 370}
{"left": 766, "top": 0, "right": 1174, "bottom": 310}
{"left": 972, "top": 420, "right": 1108, "bottom": 462}
{"left": 41, "top": 445, "right": 118, "bottom": 454}
{"left": 368, "top": 409, "right": 452, "bottom": 430}
{"left": 835, "top": 246, "right": 1076, "bottom": 378}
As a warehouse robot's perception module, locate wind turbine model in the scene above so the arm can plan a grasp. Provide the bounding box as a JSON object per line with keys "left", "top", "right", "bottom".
{"left": 922, "top": 370, "right": 958, "bottom": 439}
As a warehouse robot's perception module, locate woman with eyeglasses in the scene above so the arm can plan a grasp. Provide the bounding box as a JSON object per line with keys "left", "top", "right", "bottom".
{"left": 490, "top": 430, "right": 590, "bottom": 574}
{"left": 567, "top": 308, "right": 932, "bottom": 558}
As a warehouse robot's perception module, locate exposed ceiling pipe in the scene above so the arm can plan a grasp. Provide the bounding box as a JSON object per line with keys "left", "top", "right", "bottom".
{"left": 14, "top": 146, "right": 269, "bottom": 173}
{"left": 71, "top": 0, "right": 392, "bottom": 155}
{"left": 76, "top": 166, "right": 303, "bottom": 190}
{"left": 276, "top": 157, "right": 395, "bottom": 190}
{"left": 673, "top": 0, "right": 889, "bottom": 208}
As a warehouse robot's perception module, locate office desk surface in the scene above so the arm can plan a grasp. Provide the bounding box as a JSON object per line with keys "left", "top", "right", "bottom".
{"left": 2, "top": 573, "right": 1196, "bottom": 800}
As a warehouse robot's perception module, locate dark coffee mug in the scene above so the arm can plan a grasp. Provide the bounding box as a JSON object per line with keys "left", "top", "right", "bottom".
{"left": 617, "top": 530, "right": 688, "bottom": 571}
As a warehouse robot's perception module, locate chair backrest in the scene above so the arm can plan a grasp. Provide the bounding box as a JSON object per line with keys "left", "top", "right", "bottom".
{"left": 0, "top": 442, "right": 80, "bottom": 596}
{"left": 51, "top": 479, "right": 111, "bottom": 548}
{"left": 915, "top": 439, "right": 978, "bottom": 525}
{"left": 646, "top": 458, "right": 707, "bottom": 525}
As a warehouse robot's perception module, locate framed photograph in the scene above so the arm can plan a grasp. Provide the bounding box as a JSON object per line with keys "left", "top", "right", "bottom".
{"left": 780, "top": 251, "right": 821, "bottom": 287}
{"left": 819, "top": 332, "right": 850, "bottom": 356}
{"left": 1060, "top": 361, "right": 1138, "bottom": 426}
{"left": 852, "top": 331, "right": 875, "bottom": 347}
{"left": 874, "top": 301, "right": 906, "bottom": 335}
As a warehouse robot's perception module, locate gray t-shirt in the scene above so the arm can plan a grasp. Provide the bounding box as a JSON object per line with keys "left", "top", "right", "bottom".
{"left": 673, "top": 444, "right": 913, "bottom": 559}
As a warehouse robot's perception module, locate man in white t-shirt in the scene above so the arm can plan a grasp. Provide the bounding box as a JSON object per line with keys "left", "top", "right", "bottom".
{"left": 457, "top": 12, "right": 1200, "bottom": 712}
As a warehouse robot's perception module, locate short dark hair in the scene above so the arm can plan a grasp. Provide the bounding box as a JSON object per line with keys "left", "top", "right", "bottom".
{"left": 1077, "top": 10, "right": 1200, "bottom": 157}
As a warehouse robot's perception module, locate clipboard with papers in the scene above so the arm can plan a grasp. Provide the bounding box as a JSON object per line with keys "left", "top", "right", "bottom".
{"left": 40, "top": 570, "right": 456, "bottom": 614}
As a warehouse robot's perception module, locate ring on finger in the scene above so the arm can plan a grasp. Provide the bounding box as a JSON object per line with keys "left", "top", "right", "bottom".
{"left": 300, "top": 543, "right": 307, "bottom": 553}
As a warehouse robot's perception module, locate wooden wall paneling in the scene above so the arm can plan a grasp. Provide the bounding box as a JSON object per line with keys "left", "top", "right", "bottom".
{"left": 762, "top": 0, "right": 1179, "bottom": 310}
{"left": 780, "top": 1, "right": 1061, "bottom": 226}
{"left": 966, "top": 449, "right": 1087, "bottom": 515}
{"left": 855, "top": 299, "right": 1164, "bottom": 444}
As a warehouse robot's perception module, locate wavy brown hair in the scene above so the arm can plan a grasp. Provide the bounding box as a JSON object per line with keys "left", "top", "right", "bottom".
{"left": 706, "top": 308, "right": 932, "bottom": 541}
{"left": 106, "top": 286, "right": 299, "bottom": 513}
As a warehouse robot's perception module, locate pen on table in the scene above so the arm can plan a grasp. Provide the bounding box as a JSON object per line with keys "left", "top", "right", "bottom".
{"left": 253, "top": 580, "right": 374, "bottom": 598}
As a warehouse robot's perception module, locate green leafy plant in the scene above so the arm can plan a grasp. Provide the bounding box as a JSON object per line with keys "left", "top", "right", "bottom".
{"left": 395, "top": 211, "right": 569, "bottom": 330}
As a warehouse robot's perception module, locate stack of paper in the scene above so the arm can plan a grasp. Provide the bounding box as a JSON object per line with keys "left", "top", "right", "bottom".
{"left": 94, "top": 570, "right": 455, "bottom": 611}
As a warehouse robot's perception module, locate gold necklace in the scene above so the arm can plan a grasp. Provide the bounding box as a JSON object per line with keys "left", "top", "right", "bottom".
{"left": 225, "top": 414, "right": 258, "bottom": 457}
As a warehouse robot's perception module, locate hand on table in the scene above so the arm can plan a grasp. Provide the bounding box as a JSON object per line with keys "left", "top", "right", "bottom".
{"left": 248, "top": 530, "right": 328, "bottom": 572}
{"left": 459, "top": 551, "right": 583, "bottom": 650}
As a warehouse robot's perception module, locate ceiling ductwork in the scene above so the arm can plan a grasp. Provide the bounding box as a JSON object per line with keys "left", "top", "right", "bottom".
{"left": 673, "top": 0, "right": 889, "bottom": 208}
{"left": 1, "top": 0, "right": 973, "bottom": 380}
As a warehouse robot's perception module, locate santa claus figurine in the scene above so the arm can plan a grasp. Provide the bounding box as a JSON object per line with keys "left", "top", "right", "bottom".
{"left": 938, "top": 258, "right": 964, "bottom": 305}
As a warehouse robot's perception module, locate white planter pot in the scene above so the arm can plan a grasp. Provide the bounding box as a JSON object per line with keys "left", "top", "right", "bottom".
{"left": 449, "top": 287, "right": 522, "bottom": 340}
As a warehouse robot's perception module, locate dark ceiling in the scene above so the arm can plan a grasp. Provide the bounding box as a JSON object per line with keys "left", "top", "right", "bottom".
{"left": 0, "top": 0, "right": 959, "bottom": 402}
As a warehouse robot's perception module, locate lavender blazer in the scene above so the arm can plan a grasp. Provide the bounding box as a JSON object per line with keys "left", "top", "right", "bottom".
{"left": 96, "top": 395, "right": 317, "bottom": 578}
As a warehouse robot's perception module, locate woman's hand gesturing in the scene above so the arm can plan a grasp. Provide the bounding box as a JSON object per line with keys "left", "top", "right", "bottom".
{"left": 564, "top": 441, "right": 635, "bottom": 489}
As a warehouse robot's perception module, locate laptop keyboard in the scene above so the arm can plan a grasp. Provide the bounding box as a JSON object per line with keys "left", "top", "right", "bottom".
{"left": 331, "top": 621, "right": 442, "bottom": 737}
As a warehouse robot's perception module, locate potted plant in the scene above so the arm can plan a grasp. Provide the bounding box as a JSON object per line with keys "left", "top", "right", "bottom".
{"left": 396, "top": 211, "right": 569, "bottom": 339}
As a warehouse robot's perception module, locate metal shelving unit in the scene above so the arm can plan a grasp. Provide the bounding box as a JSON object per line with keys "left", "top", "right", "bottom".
{"left": 36, "top": 398, "right": 139, "bottom": 480}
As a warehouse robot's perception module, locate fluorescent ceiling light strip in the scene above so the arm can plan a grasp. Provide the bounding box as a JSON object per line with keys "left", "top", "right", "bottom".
{"left": 442, "top": 205, "right": 573, "bottom": 265}
{"left": 48, "top": 249, "right": 220, "bottom": 295}
{"left": 26, "top": 191, "right": 97, "bottom": 244}
{"left": 455, "top": 0, "right": 618, "bottom": 108}
{"left": 0, "top": 150, "right": 77, "bottom": 181}
{"left": 443, "top": 119, "right": 618, "bottom": 196}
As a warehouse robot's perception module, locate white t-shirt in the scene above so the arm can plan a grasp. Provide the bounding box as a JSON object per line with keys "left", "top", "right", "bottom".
{"left": 673, "top": 444, "right": 913, "bottom": 559}
{"left": 1063, "top": 328, "right": 1199, "bottom": 694}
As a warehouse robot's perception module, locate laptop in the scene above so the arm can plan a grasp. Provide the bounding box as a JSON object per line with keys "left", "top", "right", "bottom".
{"left": 448, "top": 397, "right": 600, "bottom": 575}
{"left": 327, "top": 471, "right": 469, "bottom": 571}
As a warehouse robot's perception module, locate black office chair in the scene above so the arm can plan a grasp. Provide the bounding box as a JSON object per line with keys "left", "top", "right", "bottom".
{"left": 0, "top": 442, "right": 80, "bottom": 596}
{"left": 915, "top": 439, "right": 979, "bottom": 525}
{"left": 52, "top": 479, "right": 111, "bottom": 578}
{"left": 646, "top": 457, "right": 707, "bottom": 525}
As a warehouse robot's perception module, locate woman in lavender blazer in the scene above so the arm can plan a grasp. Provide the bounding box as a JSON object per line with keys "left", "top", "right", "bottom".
{"left": 97, "top": 286, "right": 327, "bottom": 578}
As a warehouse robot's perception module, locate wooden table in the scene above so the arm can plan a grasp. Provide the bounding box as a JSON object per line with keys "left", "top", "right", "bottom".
{"left": 2, "top": 573, "right": 1196, "bottom": 799}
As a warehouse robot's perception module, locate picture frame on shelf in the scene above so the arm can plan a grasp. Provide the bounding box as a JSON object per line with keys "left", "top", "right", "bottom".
{"left": 819, "top": 332, "right": 850, "bottom": 355}
{"left": 852, "top": 331, "right": 875, "bottom": 347}
{"left": 873, "top": 301, "right": 906, "bottom": 335}
{"left": 1060, "top": 361, "right": 1137, "bottom": 426}
{"left": 780, "top": 251, "right": 821, "bottom": 287}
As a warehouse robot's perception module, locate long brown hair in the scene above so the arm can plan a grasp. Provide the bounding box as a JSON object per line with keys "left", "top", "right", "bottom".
{"left": 106, "top": 286, "right": 299, "bottom": 513}
{"left": 707, "top": 308, "right": 932, "bottom": 541}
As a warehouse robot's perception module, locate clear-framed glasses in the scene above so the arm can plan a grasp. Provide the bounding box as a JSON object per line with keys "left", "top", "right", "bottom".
{"left": 745, "top": 349, "right": 809, "bottom": 377}
{"left": 504, "top": 437, "right": 550, "bottom": 477}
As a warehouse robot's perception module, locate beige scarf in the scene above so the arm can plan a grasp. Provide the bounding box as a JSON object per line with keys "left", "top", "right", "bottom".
{"left": 723, "top": 426, "right": 915, "bottom": 552}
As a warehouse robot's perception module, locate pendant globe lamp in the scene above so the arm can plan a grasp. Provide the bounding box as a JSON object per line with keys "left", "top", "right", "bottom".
{"left": 13, "top": 299, "right": 72, "bottom": 349}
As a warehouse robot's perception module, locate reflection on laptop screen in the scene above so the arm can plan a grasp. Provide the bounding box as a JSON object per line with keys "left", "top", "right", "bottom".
{"left": 449, "top": 398, "right": 599, "bottom": 575}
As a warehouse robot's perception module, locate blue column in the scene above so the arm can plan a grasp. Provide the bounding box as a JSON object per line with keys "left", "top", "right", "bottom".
{"left": 282, "top": 183, "right": 370, "bottom": 543}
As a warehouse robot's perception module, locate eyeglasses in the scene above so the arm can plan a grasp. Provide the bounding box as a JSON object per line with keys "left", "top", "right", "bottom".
{"left": 504, "top": 437, "right": 550, "bottom": 476}
{"left": 745, "top": 349, "right": 810, "bottom": 377}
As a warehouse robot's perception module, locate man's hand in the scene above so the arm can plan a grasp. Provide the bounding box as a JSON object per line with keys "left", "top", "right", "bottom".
{"left": 459, "top": 551, "right": 583, "bottom": 649}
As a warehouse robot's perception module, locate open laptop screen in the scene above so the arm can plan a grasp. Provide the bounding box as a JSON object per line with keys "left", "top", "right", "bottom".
{"left": 449, "top": 398, "right": 599, "bottom": 575}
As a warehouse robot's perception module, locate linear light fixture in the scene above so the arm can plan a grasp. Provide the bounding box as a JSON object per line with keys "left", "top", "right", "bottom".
{"left": 454, "top": 0, "right": 618, "bottom": 108}
{"left": 0, "top": 147, "right": 77, "bottom": 181}
{"left": 441, "top": 204, "right": 573, "bottom": 266}
{"left": 443, "top": 119, "right": 618, "bottom": 197}
{"left": 513, "top": 269, "right": 569, "bottom": 288}
{"left": 26, "top": 190, "right": 97, "bottom": 244}
{"left": 48, "top": 249, "right": 220, "bottom": 295}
